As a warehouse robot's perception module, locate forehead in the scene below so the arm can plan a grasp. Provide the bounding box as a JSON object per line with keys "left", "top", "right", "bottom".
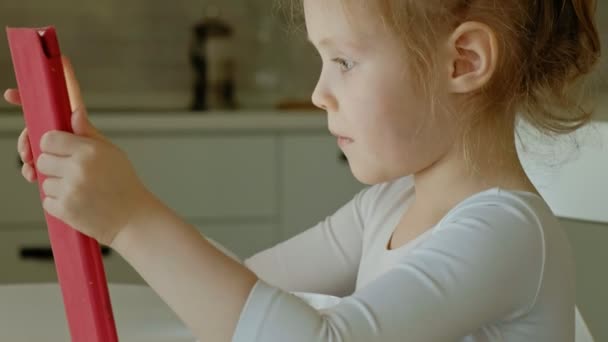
{"left": 303, "top": 0, "right": 385, "bottom": 44}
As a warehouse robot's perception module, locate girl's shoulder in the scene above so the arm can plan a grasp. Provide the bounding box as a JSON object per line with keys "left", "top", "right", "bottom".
{"left": 439, "top": 187, "right": 555, "bottom": 228}
{"left": 431, "top": 187, "right": 563, "bottom": 257}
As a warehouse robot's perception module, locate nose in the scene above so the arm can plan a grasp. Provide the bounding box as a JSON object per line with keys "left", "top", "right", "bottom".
{"left": 311, "top": 71, "right": 337, "bottom": 112}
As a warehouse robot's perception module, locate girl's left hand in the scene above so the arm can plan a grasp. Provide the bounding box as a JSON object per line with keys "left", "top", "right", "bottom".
{"left": 35, "top": 56, "right": 151, "bottom": 247}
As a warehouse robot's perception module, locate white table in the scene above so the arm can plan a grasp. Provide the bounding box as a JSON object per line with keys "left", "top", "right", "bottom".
{"left": 0, "top": 283, "right": 197, "bottom": 341}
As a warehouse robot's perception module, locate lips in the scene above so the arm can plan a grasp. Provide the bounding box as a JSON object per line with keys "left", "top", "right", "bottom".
{"left": 329, "top": 129, "right": 352, "bottom": 141}
{"left": 337, "top": 137, "right": 353, "bottom": 147}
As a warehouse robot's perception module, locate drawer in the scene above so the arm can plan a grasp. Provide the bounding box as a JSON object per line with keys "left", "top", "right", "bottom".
{"left": 0, "top": 137, "right": 46, "bottom": 224}
{"left": 111, "top": 135, "right": 278, "bottom": 219}
{"left": 0, "top": 134, "right": 279, "bottom": 224}
{"left": 0, "top": 221, "right": 278, "bottom": 285}
{"left": 0, "top": 229, "right": 58, "bottom": 283}
{"left": 0, "top": 229, "right": 143, "bottom": 284}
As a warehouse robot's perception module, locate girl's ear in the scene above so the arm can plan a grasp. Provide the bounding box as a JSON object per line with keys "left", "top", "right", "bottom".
{"left": 445, "top": 22, "right": 498, "bottom": 94}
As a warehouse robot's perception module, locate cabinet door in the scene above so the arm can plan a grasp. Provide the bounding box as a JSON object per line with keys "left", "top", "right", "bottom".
{"left": 191, "top": 221, "right": 279, "bottom": 260}
{"left": 562, "top": 218, "right": 608, "bottom": 342}
{"left": 280, "top": 135, "right": 365, "bottom": 240}
{"left": 0, "top": 221, "right": 279, "bottom": 285}
{"left": 0, "top": 229, "right": 142, "bottom": 284}
{"left": 109, "top": 135, "right": 278, "bottom": 220}
{"left": 0, "top": 137, "right": 46, "bottom": 224}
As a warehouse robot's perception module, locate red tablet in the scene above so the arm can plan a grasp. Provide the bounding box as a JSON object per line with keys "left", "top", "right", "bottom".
{"left": 6, "top": 26, "right": 118, "bottom": 342}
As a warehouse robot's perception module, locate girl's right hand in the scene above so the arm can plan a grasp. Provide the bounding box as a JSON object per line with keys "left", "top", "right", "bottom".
{"left": 3, "top": 88, "right": 37, "bottom": 183}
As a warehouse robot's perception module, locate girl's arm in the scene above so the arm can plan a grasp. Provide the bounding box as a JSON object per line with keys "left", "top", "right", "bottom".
{"left": 230, "top": 200, "right": 558, "bottom": 342}
{"left": 111, "top": 190, "right": 258, "bottom": 342}
{"left": 111, "top": 184, "right": 372, "bottom": 341}
{"left": 244, "top": 186, "right": 370, "bottom": 297}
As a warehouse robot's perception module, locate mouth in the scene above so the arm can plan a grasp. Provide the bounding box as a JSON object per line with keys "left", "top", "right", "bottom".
{"left": 336, "top": 136, "right": 354, "bottom": 148}
{"left": 329, "top": 130, "right": 354, "bottom": 147}
{"left": 329, "top": 129, "right": 352, "bottom": 140}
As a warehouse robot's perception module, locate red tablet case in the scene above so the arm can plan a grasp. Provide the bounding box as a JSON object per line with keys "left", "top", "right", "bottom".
{"left": 6, "top": 26, "right": 119, "bottom": 341}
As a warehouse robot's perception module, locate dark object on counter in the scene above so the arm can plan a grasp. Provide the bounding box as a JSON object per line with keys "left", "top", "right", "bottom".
{"left": 189, "top": 10, "right": 236, "bottom": 111}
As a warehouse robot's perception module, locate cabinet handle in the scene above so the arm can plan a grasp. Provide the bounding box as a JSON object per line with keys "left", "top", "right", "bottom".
{"left": 19, "top": 246, "right": 111, "bottom": 261}
{"left": 338, "top": 152, "right": 348, "bottom": 164}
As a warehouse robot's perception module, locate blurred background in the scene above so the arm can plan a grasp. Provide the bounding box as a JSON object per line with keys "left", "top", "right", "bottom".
{"left": 0, "top": 1, "right": 606, "bottom": 112}
{"left": 0, "top": 0, "right": 321, "bottom": 111}
{"left": 0, "top": 1, "right": 607, "bottom": 341}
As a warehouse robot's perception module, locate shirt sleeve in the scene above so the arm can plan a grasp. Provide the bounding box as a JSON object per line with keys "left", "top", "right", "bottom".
{"left": 243, "top": 186, "right": 372, "bottom": 297}
{"left": 232, "top": 201, "right": 545, "bottom": 342}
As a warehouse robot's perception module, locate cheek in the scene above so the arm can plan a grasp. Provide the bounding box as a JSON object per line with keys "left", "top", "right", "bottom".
{"left": 341, "top": 68, "right": 452, "bottom": 174}
{"left": 366, "top": 96, "right": 447, "bottom": 174}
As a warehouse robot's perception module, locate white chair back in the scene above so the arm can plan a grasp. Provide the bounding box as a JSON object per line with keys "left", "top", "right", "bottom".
{"left": 576, "top": 307, "right": 594, "bottom": 342}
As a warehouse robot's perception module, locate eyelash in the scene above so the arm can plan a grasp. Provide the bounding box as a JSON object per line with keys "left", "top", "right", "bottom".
{"left": 331, "top": 58, "right": 355, "bottom": 72}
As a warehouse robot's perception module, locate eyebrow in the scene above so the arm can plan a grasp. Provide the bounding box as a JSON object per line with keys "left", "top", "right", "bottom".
{"left": 307, "top": 36, "right": 365, "bottom": 52}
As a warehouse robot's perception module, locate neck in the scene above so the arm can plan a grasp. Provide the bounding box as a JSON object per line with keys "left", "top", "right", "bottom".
{"left": 411, "top": 118, "right": 538, "bottom": 217}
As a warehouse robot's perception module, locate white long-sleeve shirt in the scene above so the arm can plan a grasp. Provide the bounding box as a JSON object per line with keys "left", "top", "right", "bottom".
{"left": 232, "top": 175, "right": 575, "bottom": 341}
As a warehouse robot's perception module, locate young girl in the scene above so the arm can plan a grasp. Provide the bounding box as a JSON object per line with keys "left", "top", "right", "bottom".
{"left": 4, "top": 0, "right": 601, "bottom": 340}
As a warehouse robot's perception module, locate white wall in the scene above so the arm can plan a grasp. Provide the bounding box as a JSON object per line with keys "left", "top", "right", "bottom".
{"left": 1, "top": 1, "right": 605, "bottom": 111}
{"left": 0, "top": 0, "right": 319, "bottom": 110}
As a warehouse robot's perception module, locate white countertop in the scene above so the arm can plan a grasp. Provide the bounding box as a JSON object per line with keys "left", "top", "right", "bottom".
{"left": 0, "top": 92, "right": 605, "bottom": 133}
{"left": 0, "top": 283, "right": 197, "bottom": 341}
{"left": 0, "top": 111, "right": 328, "bottom": 134}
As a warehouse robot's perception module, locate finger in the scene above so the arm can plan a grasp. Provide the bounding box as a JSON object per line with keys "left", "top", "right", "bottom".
{"left": 21, "top": 163, "right": 38, "bottom": 183}
{"left": 61, "top": 56, "right": 86, "bottom": 114}
{"left": 42, "top": 177, "right": 62, "bottom": 198}
{"left": 40, "top": 130, "right": 92, "bottom": 156}
{"left": 3, "top": 88, "right": 21, "bottom": 105}
{"left": 71, "top": 107, "right": 107, "bottom": 142}
{"left": 36, "top": 153, "right": 69, "bottom": 178}
{"left": 18, "top": 128, "right": 33, "bottom": 163}
{"left": 42, "top": 197, "right": 62, "bottom": 220}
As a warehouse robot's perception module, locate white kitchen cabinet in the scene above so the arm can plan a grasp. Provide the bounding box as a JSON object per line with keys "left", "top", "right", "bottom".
{"left": 0, "top": 229, "right": 141, "bottom": 284}
{"left": 0, "top": 229, "right": 59, "bottom": 283}
{"left": 103, "top": 221, "right": 281, "bottom": 285}
{"left": 0, "top": 221, "right": 279, "bottom": 285}
{"left": 109, "top": 135, "right": 278, "bottom": 220}
{"left": 192, "top": 221, "right": 279, "bottom": 261}
{"left": 279, "top": 134, "right": 365, "bottom": 240}
{"left": 0, "top": 137, "right": 46, "bottom": 224}
{"left": 0, "top": 133, "right": 279, "bottom": 224}
{"left": 0, "top": 113, "right": 343, "bottom": 283}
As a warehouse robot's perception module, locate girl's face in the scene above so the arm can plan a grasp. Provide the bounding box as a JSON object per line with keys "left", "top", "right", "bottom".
{"left": 304, "top": 0, "right": 457, "bottom": 185}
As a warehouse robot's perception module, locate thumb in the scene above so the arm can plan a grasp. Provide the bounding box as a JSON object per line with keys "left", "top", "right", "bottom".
{"left": 71, "top": 108, "right": 106, "bottom": 141}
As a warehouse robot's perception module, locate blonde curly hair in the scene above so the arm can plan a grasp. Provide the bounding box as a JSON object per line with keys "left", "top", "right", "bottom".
{"left": 283, "top": 0, "right": 602, "bottom": 165}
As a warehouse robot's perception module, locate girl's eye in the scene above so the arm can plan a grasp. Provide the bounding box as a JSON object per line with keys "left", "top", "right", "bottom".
{"left": 332, "top": 58, "right": 355, "bottom": 72}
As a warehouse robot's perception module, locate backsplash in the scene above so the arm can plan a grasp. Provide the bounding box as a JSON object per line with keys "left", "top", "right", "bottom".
{"left": 0, "top": 1, "right": 606, "bottom": 111}
{"left": 0, "top": 0, "right": 320, "bottom": 111}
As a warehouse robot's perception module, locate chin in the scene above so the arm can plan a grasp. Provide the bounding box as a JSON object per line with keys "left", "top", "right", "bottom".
{"left": 348, "top": 157, "right": 415, "bottom": 186}
{"left": 348, "top": 161, "right": 396, "bottom": 186}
